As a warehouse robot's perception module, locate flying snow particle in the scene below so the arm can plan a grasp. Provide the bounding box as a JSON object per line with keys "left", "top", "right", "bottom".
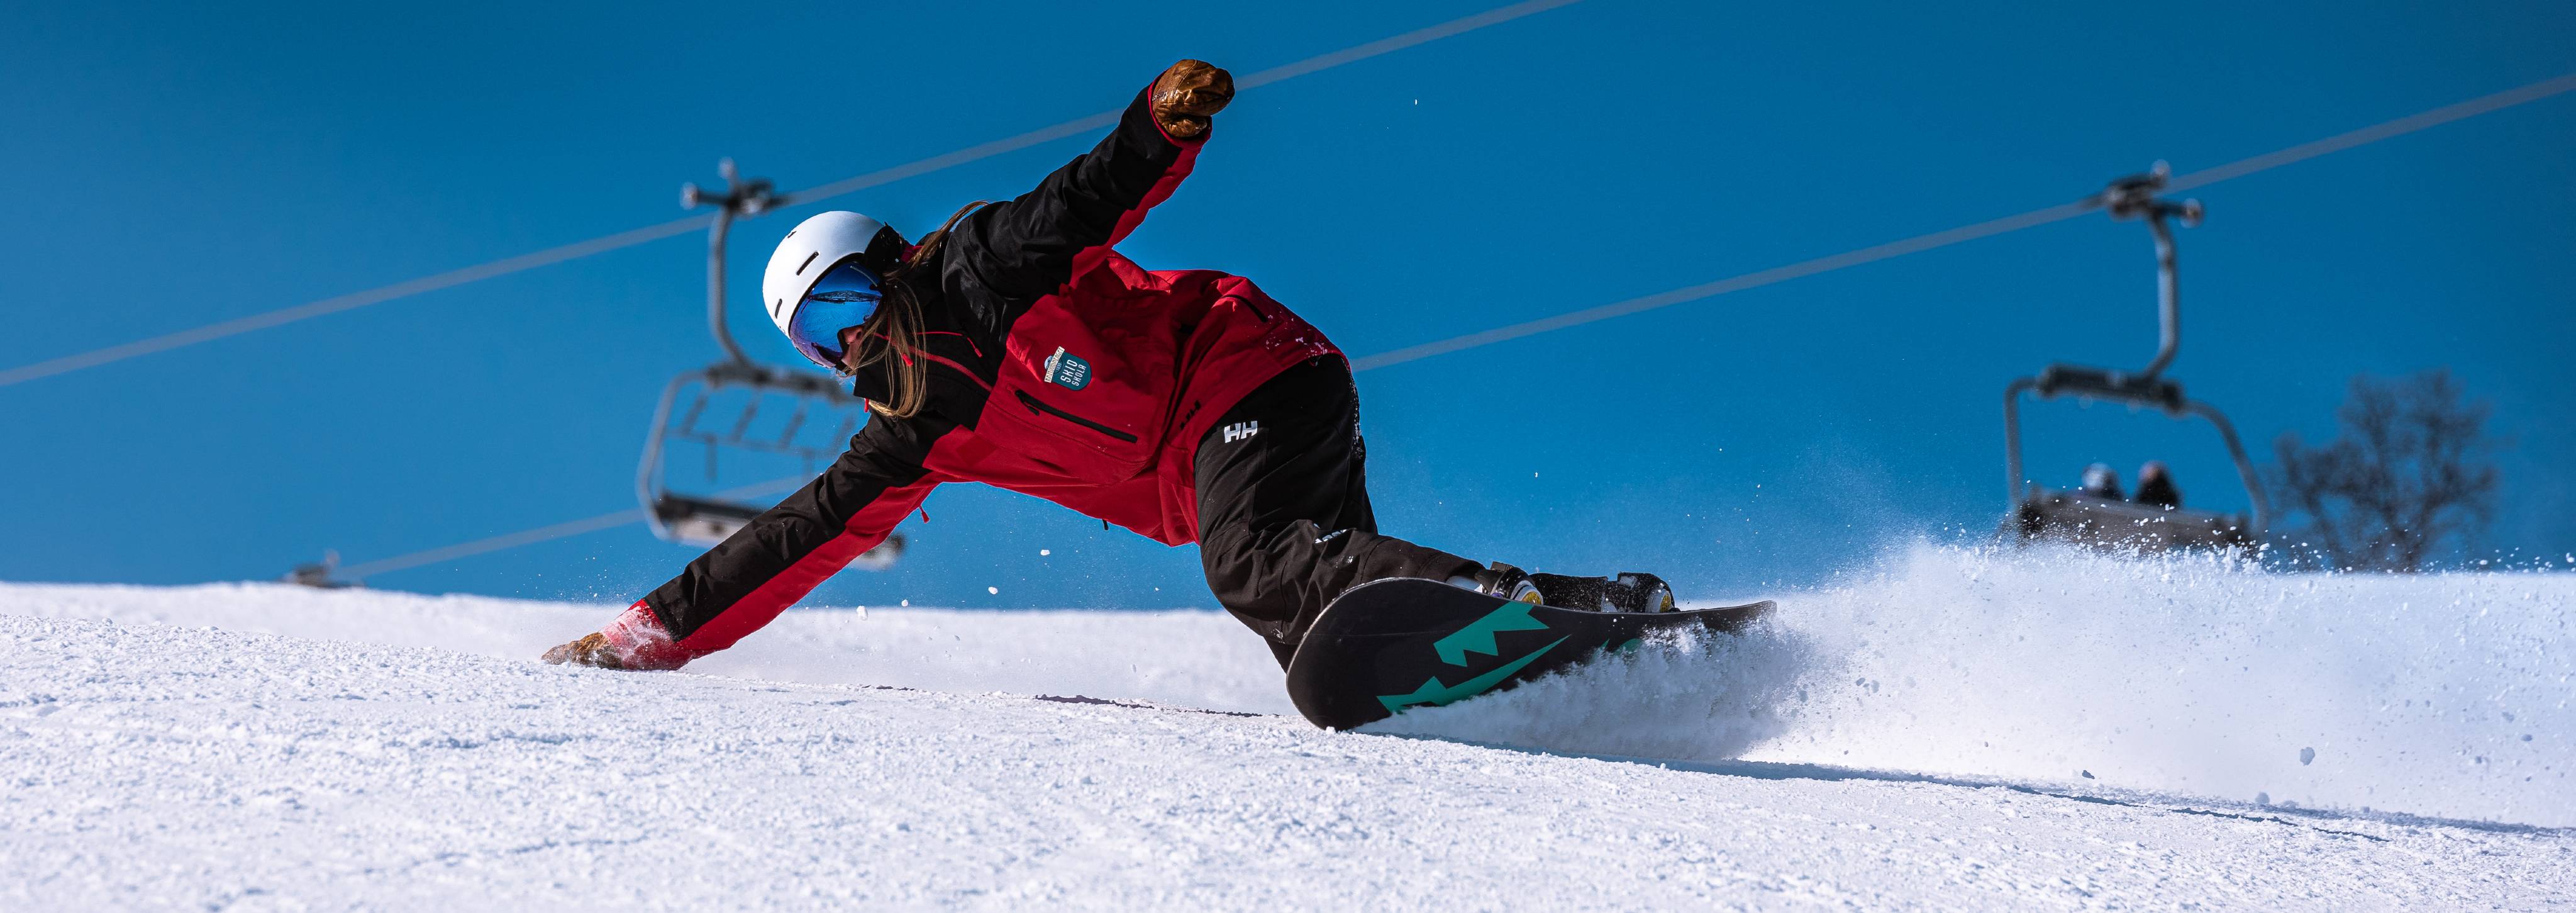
{"left": 2080, "top": 770, "right": 2096, "bottom": 780}
{"left": 987, "top": 586, "right": 999, "bottom": 595}
{"left": 2299, "top": 747, "right": 2316, "bottom": 765}
{"left": 2255, "top": 792, "right": 2271, "bottom": 805}
{"left": 1040, "top": 549, "right": 1052, "bottom": 556}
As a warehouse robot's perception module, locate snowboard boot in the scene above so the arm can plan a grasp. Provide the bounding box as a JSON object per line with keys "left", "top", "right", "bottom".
{"left": 1467, "top": 563, "right": 1677, "bottom": 613}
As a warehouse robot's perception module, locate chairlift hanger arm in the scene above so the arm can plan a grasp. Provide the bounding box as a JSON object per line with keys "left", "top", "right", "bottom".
{"left": 2183, "top": 400, "right": 2269, "bottom": 534}
{"left": 2002, "top": 164, "right": 2208, "bottom": 415}
{"left": 2002, "top": 377, "right": 2035, "bottom": 505}
{"left": 2089, "top": 162, "right": 2203, "bottom": 383}
{"left": 681, "top": 159, "right": 783, "bottom": 368}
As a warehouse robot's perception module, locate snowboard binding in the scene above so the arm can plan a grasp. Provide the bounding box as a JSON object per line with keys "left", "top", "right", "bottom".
{"left": 1471, "top": 563, "right": 1677, "bottom": 613}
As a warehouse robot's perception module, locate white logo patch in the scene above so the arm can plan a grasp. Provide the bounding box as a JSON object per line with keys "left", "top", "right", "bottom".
{"left": 1223, "top": 421, "right": 1260, "bottom": 444}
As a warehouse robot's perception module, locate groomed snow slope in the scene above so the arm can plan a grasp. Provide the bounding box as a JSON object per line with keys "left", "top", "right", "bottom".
{"left": 4, "top": 547, "right": 2572, "bottom": 909}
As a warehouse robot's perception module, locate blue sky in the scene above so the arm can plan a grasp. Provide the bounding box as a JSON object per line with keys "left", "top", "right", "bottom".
{"left": 3, "top": 1, "right": 2570, "bottom": 610}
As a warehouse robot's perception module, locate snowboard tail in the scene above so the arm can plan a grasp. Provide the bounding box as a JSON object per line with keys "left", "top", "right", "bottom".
{"left": 1284, "top": 577, "right": 1774, "bottom": 730}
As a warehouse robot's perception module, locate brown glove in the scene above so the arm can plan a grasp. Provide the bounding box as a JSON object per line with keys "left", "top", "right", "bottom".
{"left": 1151, "top": 59, "right": 1233, "bottom": 140}
{"left": 541, "top": 632, "right": 628, "bottom": 669}
{"left": 540, "top": 601, "right": 695, "bottom": 671}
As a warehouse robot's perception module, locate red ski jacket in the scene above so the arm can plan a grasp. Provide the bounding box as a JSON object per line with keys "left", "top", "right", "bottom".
{"left": 602, "top": 80, "right": 1340, "bottom": 669}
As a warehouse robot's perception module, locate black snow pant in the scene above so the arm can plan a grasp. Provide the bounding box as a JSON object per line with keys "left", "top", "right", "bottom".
{"left": 1194, "top": 356, "right": 1480, "bottom": 669}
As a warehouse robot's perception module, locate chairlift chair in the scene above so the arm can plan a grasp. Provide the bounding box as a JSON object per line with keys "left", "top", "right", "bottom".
{"left": 1999, "top": 163, "right": 2270, "bottom": 552}
{"left": 636, "top": 160, "right": 903, "bottom": 569}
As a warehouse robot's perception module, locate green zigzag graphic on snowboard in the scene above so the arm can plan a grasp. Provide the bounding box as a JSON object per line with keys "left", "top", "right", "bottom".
{"left": 1377, "top": 636, "right": 1568, "bottom": 714}
{"left": 1432, "top": 600, "right": 1552, "bottom": 665}
{"left": 1285, "top": 578, "right": 1775, "bottom": 730}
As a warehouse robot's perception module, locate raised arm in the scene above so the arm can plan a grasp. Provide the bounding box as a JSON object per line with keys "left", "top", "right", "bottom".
{"left": 946, "top": 60, "right": 1234, "bottom": 303}
{"left": 542, "top": 415, "right": 952, "bottom": 670}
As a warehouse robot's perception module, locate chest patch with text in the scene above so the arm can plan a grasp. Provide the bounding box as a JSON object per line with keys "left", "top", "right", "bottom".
{"left": 1041, "top": 347, "right": 1091, "bottom": 391}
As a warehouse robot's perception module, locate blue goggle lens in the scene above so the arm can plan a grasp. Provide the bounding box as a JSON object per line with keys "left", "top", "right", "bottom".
{"left": 787, "top": 260, "right": 883, "bottom": 370}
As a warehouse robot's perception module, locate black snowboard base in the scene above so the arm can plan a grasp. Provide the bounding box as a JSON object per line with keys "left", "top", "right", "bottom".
{"left": 1284, "top": 577, "right": 1775, "bottom": 730}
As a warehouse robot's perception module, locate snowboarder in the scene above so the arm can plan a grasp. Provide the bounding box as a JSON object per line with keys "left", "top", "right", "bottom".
{"left": 543, "top": 60, "right": 1668, "bottom": 673}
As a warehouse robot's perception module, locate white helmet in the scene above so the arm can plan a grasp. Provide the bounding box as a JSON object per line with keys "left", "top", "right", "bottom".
{"left": 762, "top": 211, "right": 908, "bottom": 369}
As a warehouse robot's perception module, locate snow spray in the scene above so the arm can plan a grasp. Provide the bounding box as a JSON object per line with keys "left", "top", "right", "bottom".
{"left": 1375, "top": 543, "right": 2575, "bottom": 827}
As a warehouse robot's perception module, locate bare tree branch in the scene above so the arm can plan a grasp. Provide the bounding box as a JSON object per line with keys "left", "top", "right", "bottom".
{"left": 2265, "top": 369, "right": 2500, "bottom": 572}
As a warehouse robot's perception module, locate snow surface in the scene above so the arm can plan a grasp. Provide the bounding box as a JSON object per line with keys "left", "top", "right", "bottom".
{"left": 4, "top": 546, "right": 2573, "bottom": 909}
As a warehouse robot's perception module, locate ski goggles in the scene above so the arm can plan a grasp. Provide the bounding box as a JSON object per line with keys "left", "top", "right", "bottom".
{"left": 786, "top": 259, "right": 885, "bottom": 371}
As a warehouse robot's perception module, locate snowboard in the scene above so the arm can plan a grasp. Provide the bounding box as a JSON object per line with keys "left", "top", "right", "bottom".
{"left": 1284, "top": 577, "right": 1775, "bottom": 730}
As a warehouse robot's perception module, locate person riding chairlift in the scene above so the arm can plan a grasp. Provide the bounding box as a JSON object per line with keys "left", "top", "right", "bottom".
{"left": 2133, "top": 460, "right": 2182, "bottom": 510}
{"left": 542, "top": 60, "right": 1674, "bottom": 673}
{"left": 2077, "top": 462, "right": 2125, "bottom": 501}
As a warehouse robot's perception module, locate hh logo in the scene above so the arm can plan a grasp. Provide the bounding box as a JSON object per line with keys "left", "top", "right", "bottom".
{"left": 1223, "top": 421, "right": 1260, "bottom": 444}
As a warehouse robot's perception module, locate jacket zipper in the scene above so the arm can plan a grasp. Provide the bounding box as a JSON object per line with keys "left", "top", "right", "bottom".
{"left": 1015, "top": 390, "right": 1139, "bottom": 443}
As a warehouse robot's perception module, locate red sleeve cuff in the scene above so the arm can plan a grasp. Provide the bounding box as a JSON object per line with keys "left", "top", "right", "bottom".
{"left": 600, "top": 600, "right": 697, "bottom": 671}
{"left": 1138, "top": 84, "right": 1208, "bottom": 148}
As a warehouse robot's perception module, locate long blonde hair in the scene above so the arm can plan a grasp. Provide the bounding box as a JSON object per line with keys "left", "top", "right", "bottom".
{"left": 850, "top": 201, "right": 989, "bottom": 418}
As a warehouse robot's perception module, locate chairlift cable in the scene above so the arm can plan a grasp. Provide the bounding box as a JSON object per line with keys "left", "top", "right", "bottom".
{"left": 328, "top": 69, "right": 2576, "bottom": 580}
{"left": 0, "top": 0, "right": 1584, "bottom": 391}
{"left": 335, "top": 476, "right": 806, "bottom": 580}
{"left": 1353, "top": 70, "right": 2576, "bottom": 373}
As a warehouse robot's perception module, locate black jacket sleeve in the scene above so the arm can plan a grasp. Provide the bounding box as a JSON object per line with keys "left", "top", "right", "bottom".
{"left": 941, "top": 85, "right": 1206, "bottom": 323}
{"left": 639, "top": 413, "right": 951, "bottom": 659}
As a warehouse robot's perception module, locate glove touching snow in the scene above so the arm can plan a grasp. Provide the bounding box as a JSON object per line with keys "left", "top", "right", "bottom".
{"left": 541, "top": 632, "right": 629, "bottom": 669}
{"left": 540, "top": 600, "right": 694, "bottom": 671}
